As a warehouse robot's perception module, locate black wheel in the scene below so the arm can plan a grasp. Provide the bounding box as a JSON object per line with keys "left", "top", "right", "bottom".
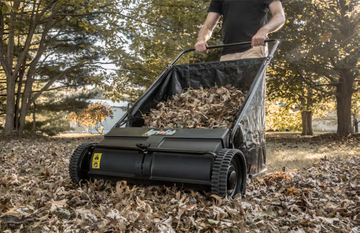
{"left": 211, "top": 149, "right": 247, "bottom": 198}
{"left": 69, "top": 143, "right": 95, "bottom": 184}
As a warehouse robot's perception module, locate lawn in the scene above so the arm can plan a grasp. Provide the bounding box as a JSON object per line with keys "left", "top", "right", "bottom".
{"left": 266, "top": 133, "right": 360, "bottom": 173}
{"left": 0, "top": 134, "right": 359, "bottom": 232}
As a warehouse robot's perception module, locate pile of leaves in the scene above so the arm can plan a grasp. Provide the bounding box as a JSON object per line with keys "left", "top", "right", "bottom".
{"left": 143, "top": 85, "right": 247, "bottom": 129}
{"left": 244, "top": 155, "right": 359, "bottom": 232}
{"left": 0, "top": 137, "right": 245, "bottom": 232}
{"left": 0, "top": 137, "right": 358, "bottom": 232}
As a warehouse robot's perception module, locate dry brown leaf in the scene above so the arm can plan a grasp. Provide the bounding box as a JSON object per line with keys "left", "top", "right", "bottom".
{"left": 0, "top": 135, "right": 358, "bottom": 232}
{"left": 143, "top": 85, "right": 247, "bottom": 129}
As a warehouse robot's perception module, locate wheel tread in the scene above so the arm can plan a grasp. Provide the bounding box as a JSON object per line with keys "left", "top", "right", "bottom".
{"left": 69, "top": 143, "right": 95, "bottom": 184}
{"left": 211, "top": 149, "right": 247, "bottom": 197}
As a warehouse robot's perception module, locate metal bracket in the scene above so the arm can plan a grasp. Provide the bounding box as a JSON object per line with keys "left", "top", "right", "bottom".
{"left": 136, "top": 143, "right": 151, "bottom": 151}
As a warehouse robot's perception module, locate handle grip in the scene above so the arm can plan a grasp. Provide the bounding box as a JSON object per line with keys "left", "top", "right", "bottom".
{"left": 170, "top": 39, "right": 278, "bottom": 66}
{"left": 188, "top": 39, "right": 277, "bottom": 53}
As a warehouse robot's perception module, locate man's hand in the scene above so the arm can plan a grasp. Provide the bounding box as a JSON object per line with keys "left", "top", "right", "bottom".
{"left": 251, "top": 28, "right": 268, "bottom": 48}
{"left": 195, "top": 40, "right": 209, "bottom": 53}
{"left": 195, "top": 12, "right": 220, "bottom": 53}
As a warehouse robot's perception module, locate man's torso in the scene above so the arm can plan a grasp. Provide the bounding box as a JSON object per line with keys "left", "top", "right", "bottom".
{"left": 208, "top": 0, "right": 274, "bottom": 55}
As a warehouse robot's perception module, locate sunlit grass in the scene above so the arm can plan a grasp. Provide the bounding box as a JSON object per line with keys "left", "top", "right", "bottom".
{"left": 266, "top": 141, "right": 360, "bottom": 173}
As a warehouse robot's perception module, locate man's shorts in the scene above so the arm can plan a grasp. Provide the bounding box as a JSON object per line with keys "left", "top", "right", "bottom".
{"left": 220, "top": 45, "right": 268, "bottom": 61}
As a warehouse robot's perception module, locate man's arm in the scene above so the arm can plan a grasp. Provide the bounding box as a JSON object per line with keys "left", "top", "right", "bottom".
{"left": 195, "top": 12, "right": 221, "bottom": 53}
{"left": 252, "top": 1, "right": 285, "bottom": 48}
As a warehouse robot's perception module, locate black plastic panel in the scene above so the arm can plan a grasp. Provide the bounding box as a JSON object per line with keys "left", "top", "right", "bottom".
{"left": 88, "top": 149, "right": 213, "bottom": 187}
{"left": 100, "top": 128, "right": 229, "bottom": 152}
{"left": 105, "top": 128, "right": 229, "bottom": 138}
{"left": 89, "top": 148, "right": 143, "bottom": 176}
{"left": 158, "top": 138, "right": 223, "bottom": 152}
{"left": 150, "top": 152, "right": 213, "bottom": 182}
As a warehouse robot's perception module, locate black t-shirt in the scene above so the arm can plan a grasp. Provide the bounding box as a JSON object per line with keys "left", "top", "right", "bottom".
{"left": 208, "top": 0, "right": 279, "bottom": 55}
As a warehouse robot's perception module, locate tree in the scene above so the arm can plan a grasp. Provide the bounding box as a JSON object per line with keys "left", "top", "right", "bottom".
{"left": 0, "top": 0, "right": 127, "bottom": 135}
{"left": 267, "top": 53, "right": 332, "bottom": 135}
{"left": 352, "top": 92, "right": 360, "bottom": 132}
{"left": 69, "top": 101, "right": 114, "bottom": 134}
{"left": 302, "top": 0, "right": 359, "bottom": 134}
{"left": 101, "top": 0, "right": 359, "bottom": 136}
{"left": 269, "top": 0, "right": 359, "bottom": 134}
{"left": 25, "top": 89, "right": 102, "bottom": 135}
{"left": 268, "top": 0, "right": 330, "bottom": 135}
{"left": 0, "top": 72, "right": 6, "bottom": 122}
{"left": 265, "top": 98, "right": 302, "bottom": 132}
{"left": 103, "top": 0, "right": 223, "bottom": 101}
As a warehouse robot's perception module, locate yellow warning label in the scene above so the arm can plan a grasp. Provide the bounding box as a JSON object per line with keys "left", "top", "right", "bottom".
{"left": 92, "top": 153, "right": 102, "bottom": 169}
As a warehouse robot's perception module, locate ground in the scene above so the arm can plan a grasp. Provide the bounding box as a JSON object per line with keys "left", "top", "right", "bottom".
{"left": 266, "top": 133, "right": 360, "bottom": 173}
{"left": 0, "top": 133, "right": 359, "bottom": 232}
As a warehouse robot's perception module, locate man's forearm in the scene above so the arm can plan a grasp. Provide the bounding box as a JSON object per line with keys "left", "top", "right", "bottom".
{"left": 195, "top": 12, "right": 220, "bottom": 52}
{"left": 260, "top": 13, "right": 285, "bottom": 34}
{"left": 197, "top": 12, "right": 220, "bottom": 42}
{"left": 252, "top": 11, "right": 285, "bottom": 47}
{"left": 197, "top": 26, "right": 213, "bottom": 42}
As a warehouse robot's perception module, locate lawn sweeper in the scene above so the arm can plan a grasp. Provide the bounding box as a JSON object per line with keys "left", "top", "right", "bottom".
{"left": 69, "top": 40, "right": 280, "bottom": 197}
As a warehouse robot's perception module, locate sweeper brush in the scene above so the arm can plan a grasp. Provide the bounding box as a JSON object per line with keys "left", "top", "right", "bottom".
{"left": 69, "top": 40, "right": 279, "bottom": 197}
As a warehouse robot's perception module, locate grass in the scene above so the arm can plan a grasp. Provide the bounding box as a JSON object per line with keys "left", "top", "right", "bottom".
{"left": 265, "top": 133, "right": 360, "bottom": 173}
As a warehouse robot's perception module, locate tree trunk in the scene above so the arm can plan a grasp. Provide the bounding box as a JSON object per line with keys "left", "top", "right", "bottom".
{"left": 300, "top": 88, "right": 314, "bottom": 136}
{"left": 336, "top": 73, "right": 354, "bottom": 134}
{"left": 32, "top": 101, "right": 36, "bottom": 133}
{"left": 15, "top": 65, "right": 25, "bottom": 130}
{"left": 15, "top": 79, "right": 22, "bottom": 130}
{"left": 3, "top": 2, "right": 20, "bottom": 135}
{"left": 3, "top": 2, "right": 30, "bottom": 135}
{"left": 18, "top": 19, "right": 53, "bottom": 133}
{"left": 301, "top": 110, "right": 313, "bottom": 135}
{"left": 18, "top": 78, "right": 33, "bottom": 133}
{"left": 354, "top": 113, "right": 359, "bottom": 133}
{"left": 4, "top": 76, "right": 16, "bottom": 134}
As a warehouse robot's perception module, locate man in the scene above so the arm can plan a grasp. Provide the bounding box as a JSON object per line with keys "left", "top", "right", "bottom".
{"left": 195, "top": 0, "right": 285, "bottom": 60}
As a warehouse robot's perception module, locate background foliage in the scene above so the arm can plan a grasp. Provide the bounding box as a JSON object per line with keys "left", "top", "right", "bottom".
{"left": 0, "top": 0, "right": 359, "bottom": 135}
{"left": 69, "top": 101, "right": 114, "bottom": 134}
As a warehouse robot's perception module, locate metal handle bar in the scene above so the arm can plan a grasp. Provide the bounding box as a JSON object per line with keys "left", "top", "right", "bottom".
{"left": 170, "top": 39, "right": 277, "bottom": 66}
